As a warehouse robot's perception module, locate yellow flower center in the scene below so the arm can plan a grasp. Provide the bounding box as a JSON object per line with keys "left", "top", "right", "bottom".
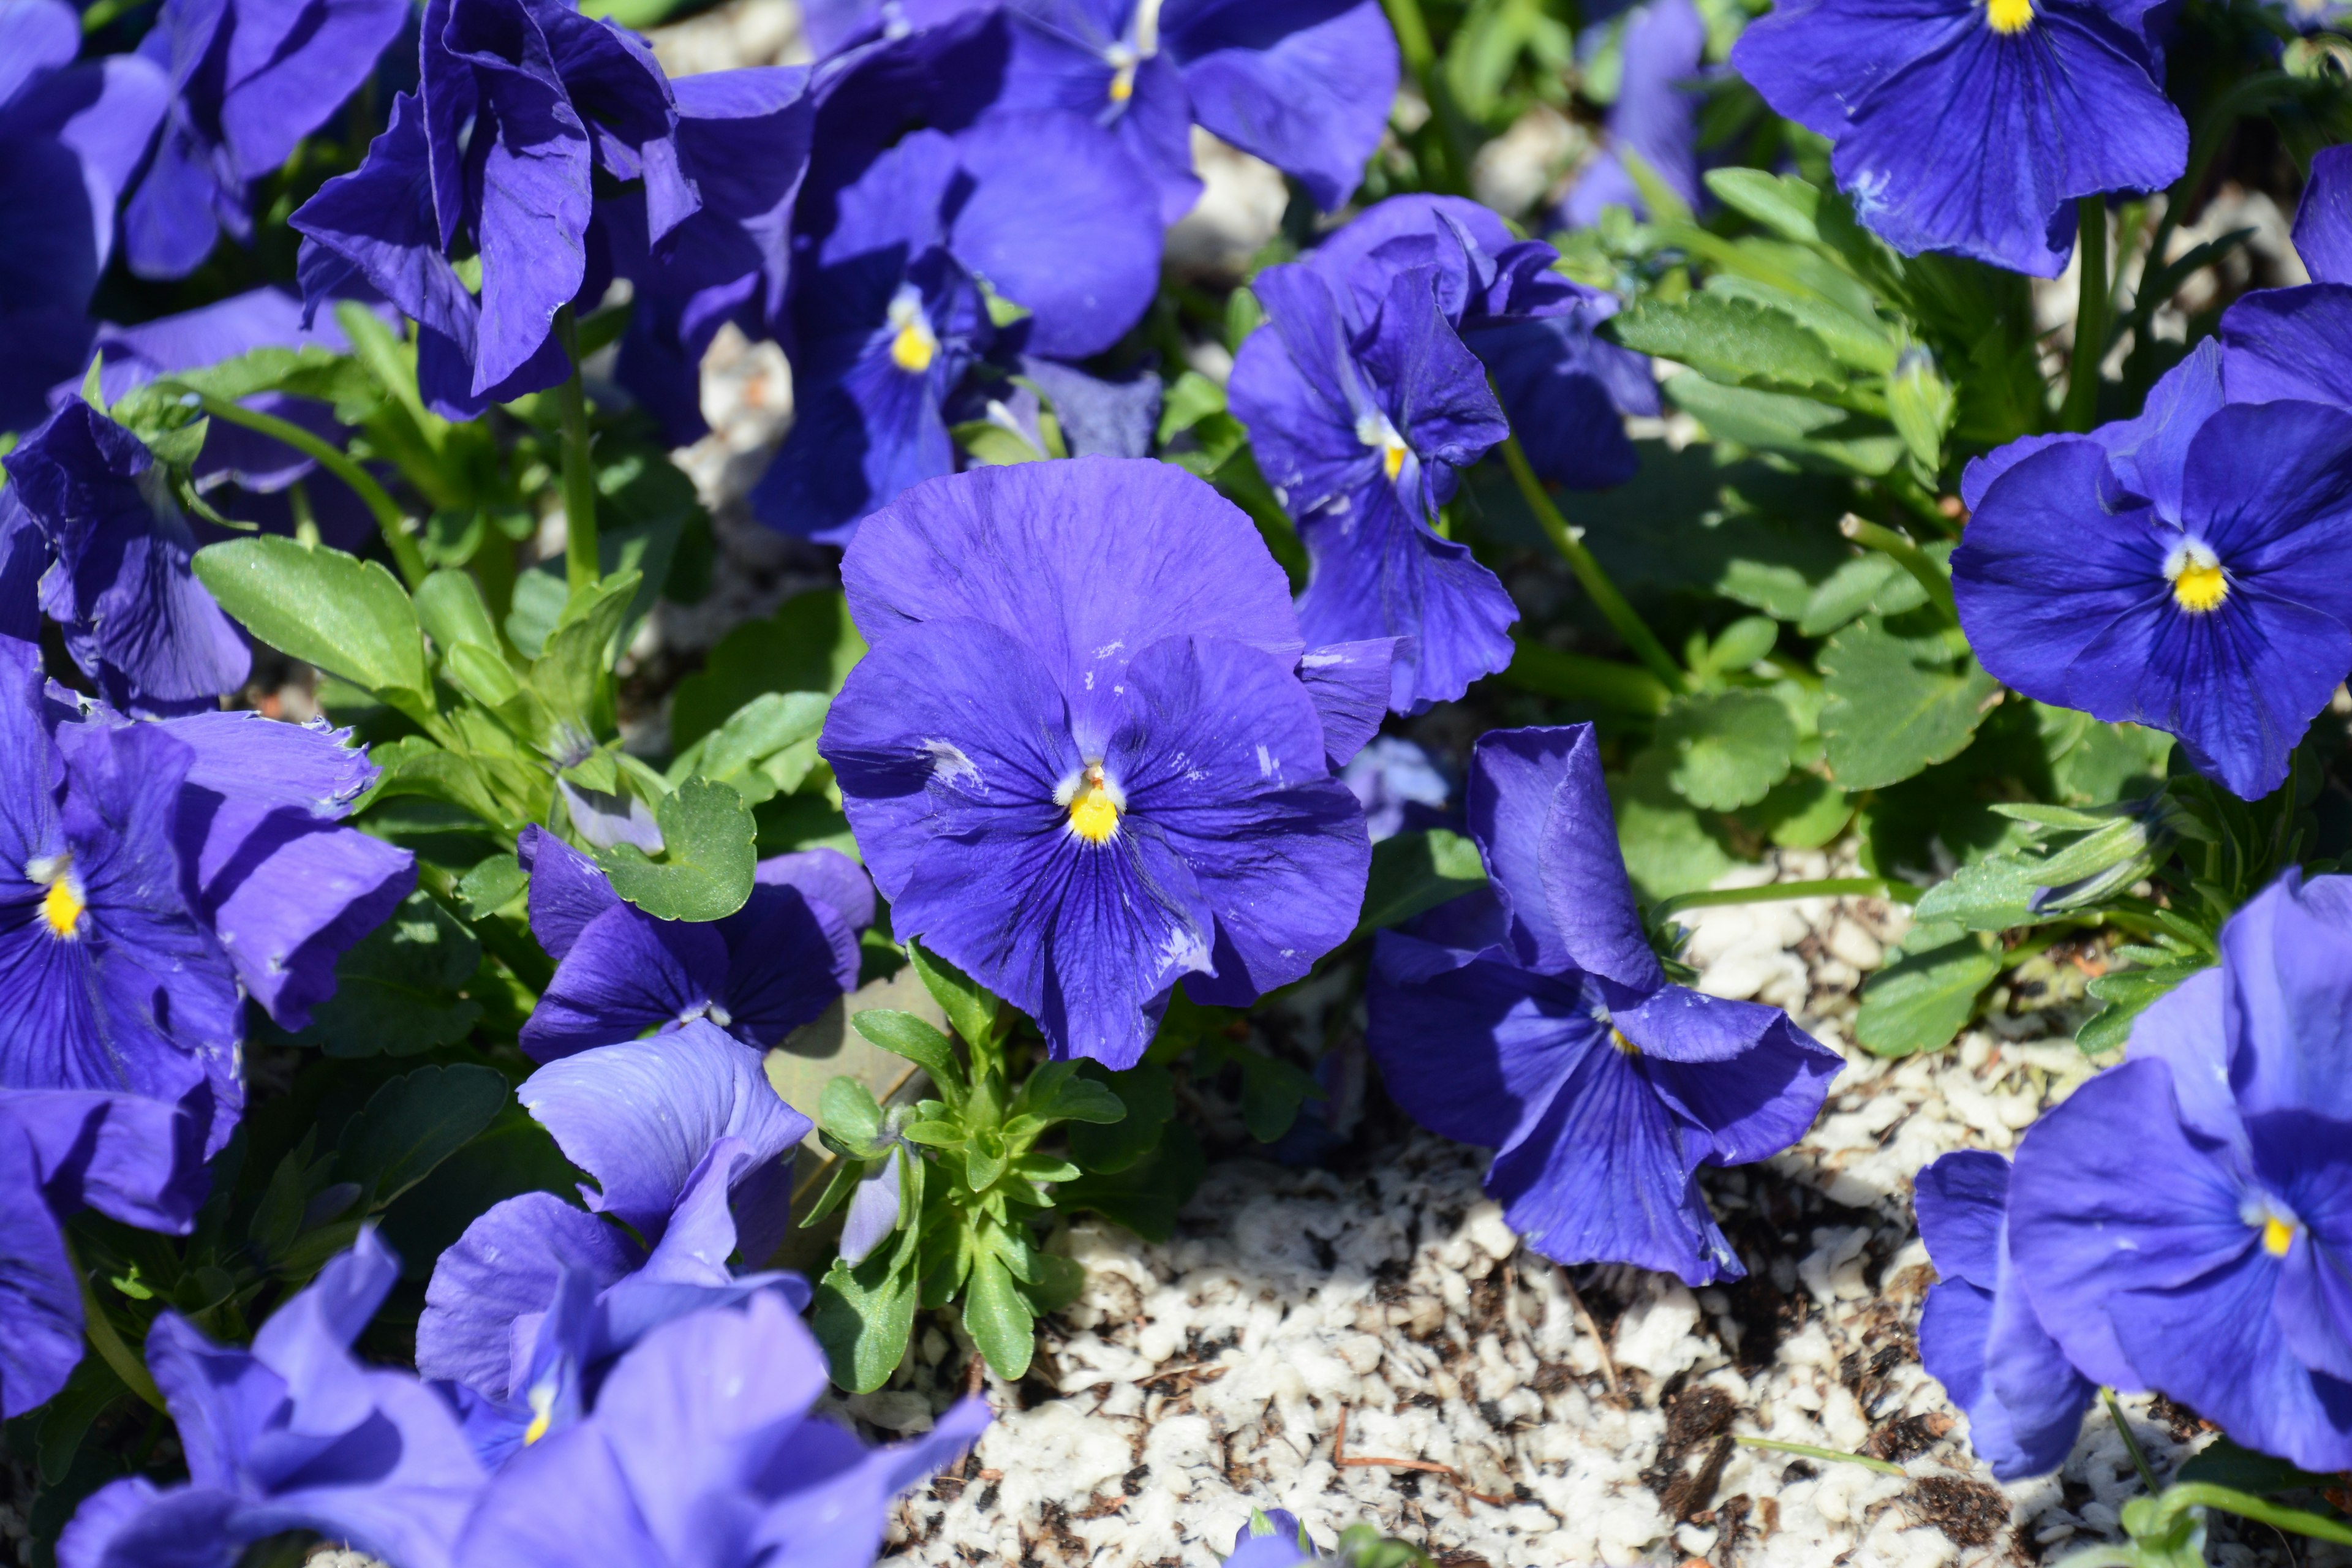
{"left": 1357, "top": 412, "right": 1409, "bottom": 483}
{"left": 1060, "top": 763, "right": 1125, "bottom": 844}
{"left": 1986, "top": 0, "right": 2032, "bottom": 32}
{"left": 886, "top": 290, "right": 937, "bottom": 374}
{"left": 1610, "top": 1027, "right": 1639, "bottom": 1057}
{"left": 522, "top": 1380, "right": 557, "bottom": 1446}
{"left": 41, "top": 876, "right": 84, "bottom": 939}
{"left": 2165, "top": 540, "right": 2228, "bottom": 614}
{"left": 2263, "top": 1215, "right": 2298, "bottom": 1257}
{"left": 1108, "top": 57, "right": 1136, "bottom": 102}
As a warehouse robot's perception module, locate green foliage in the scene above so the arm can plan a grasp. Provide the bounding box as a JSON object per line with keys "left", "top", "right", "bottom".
{"left": 595, "top": 777, "right": 759, "bottom": 921}
{"left": 193, "top": 538, "right": 429, "bottom": 716}
{"left": 1656, "top": 689, "right": 1797, "bottom": 811}
{"left": 283, "top": 892, "right": 483, "bottom": 1057}
{"left": 670, "top": 589, "right": 867, "bottom": 749}
{"left": 1820, "top": 616, "right": 1999, "bottom": 791}
{"left": 1355, "top": 828, "right": 1488, "bottom": 935}
{"left": 330, "top": 1065, "right": 510, "bottom": 1212}
{"left": 1853, "top": 921, "right": 2000, "bottom": 1056}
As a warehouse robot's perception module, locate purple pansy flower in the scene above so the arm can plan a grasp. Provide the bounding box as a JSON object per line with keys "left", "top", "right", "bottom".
{"left": 515, "top": 827, "right": 869, "bottom": 1061}
{"left": 752, "top": 111, "right": 1161, "bottom": 541}
{"left": 1728, "top": 0, "right": 2187, "bottom": 276}
{"left": 1914, "top": 1150, "right": 2094, "bottom": 1479}
{"left": 1366, "top": 725, "right": 1841, "bottom": 1284}
{"left": 820, "top": 458, "right": 1376, "bottom": 1068}
{"left": 1228, "top": 1509, "right": 1322, "bottom": 1567}
{"left": 0, "top": 0, "right": 169, "bottom": 431}
{"left": 419, "top": 1022, "right": 813, "bottom": 1463}
{"left": 1341, "top": 734, "right": 1452, "bottom": 843}
{"left": 1561, "top": 0, "right": 1705, "bottom": 227}
{"left": 0, "top": 1086, "right": 208, "bottom": 1419}
{"left": 1951, "top": 340, "right": 2352, "bottom": 801}
{"left": 294, "top": 0, "right": 790, "bottom": 420}
{"left": 2221, "top": 144, "right": 2352, "bottom": 413}
{"left": 449, "top": 1290, "right": 988, "bottom": 1568}
{"left": 2008, "top": 870, "right": 2352, "bottom": 1472}
{"left": 1228, "top": 225, "right": 1520, "bottom": 712}
{"left": 59, "top": 1231, "right": 489, "bottom": 1568}
{"left": 123, "top": 0, "right": 409, "bottom": 280}
{"left": 4, "top": 397, "right": 252, "bottom": 716}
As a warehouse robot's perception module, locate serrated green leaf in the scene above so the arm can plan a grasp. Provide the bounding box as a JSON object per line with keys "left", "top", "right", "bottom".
{"left": 1663, "top": 374, "right": 1904, "bottom": 475}
{"left": 669, "top": 690, "right": 829, "bottom": 805}
{"left": 1702, "top": 276, "right": 1896, "bottom": 375}
{"left": 287, "top": 892, "right": 483, "bottom": 1057}
{"left": 908, "top": 940, "right": 1001, "bottom": 1050}
{"left": 1354, "top": 828, "right": 1487, "bottom": 937}
{"left": 194, "top": 538, "right": 428, "bottom": 711}
{"left": 1656, "top": 689, "right": 1797, "bottom": 812}
{"left": 1912, "top": 853, "right": 2041, "bottom": 932}
{"left": 1853, "top": 925, "right": 1999, "bottom": 1056}
{"left": 850, "top": 1011, "right": 967, "bottom": 1107}
{"left": 331, "top": 1063, "right": 508, "bottom": 1210}
{"left": 2079, "top": 962, "right": 2210, "bottom": 1055}
{"left": 454, "top": 852, "right": 529, "bottom": 920}
{"left": 1027, "top": 1074, "right": 1126, "bottom": 1126}
{"left": 1609, "top": 293, "right": 1845, "bottom": 392}
{"left": 1610, "top": 746, "right": 1738, "bottom": 903}
{"left": 595, "top": 777, "right": 756, "bottom": 921}
{"left": 1820, "top": 616, "right": 1999, "bottom": 791}
{"left": 1733, "top": 772, "right": 1853, "bottom": 850}
{"left": 964, "top": 1248, "right": 1035, "bottom": 1379}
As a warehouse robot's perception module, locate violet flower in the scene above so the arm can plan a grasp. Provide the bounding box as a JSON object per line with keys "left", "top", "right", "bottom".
{"left": 1227, "top": 234, "right": 1518, "bottom": 711}
{"left": 449, "top": 1291, "right": 987, "bottom": 1568}
{"left": 4, "top": 397, "right": 252, "bottom": 716}
{"left": 2221, "top": 143, "right": 2352, "bottom": 412}
{"left": 0, "top": 0, "right": 168, "bottom": 431}
{"left": 1229, "top": 1508, "right": 1323, "bottom": 1567}
{"left": 752, "top": 111, "right": 1161, "bottom": 541}
{"left": 515, "top": 827, "right": 869, "bottom": 1061}
{"left": 820, "top": 457, "right": 1376, "bottom": 1068}
{"left": 1729, "top": 0, "right": 2186, "bottom": 276}
{"left": 1366, "top": 725, "right": 1840, "bottom": 1283}
{"left": 2008, "top": 870, "right": 2352, "bottom": 1472}
{"left": 123, "top": 0, "right": 409, "bottom": 280}
{"left": 1951, "top": 340, "right": 2352, "bottom": 801}
{"left": 1914, "top": 1150, "right": 2094, "bottom": 1479}
{"left": 1560, "top": 0, "right": 1706, "bottom": 227}
{"left": 59, "top": 1231, "right": 489, "bottom": 1568}
{"left": 0, "top": 1086, "right": 208, "bottom": 1419}
{"left": 418, "top": 1022, "right": 813, "bottom": 1462}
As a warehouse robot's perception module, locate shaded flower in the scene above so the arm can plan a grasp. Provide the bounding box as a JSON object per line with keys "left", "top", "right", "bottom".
{"left": 1914, "top": 1149, "right": 2094, "bottom": 1479}
{"left": 2221, "top": 143, "right": 2352, "bottom": 412}
{"left": 449, "top": 1290, "right": 987, "bottom": 1568}
{"left": 1228, "top": 241, "right": 1517, "bottom": 712}
{"left": 0, "top": 1, "right": 169, "bottom": 431}
{"left": 1951, "top": 340, "right": 2352, "bottom": 801}
{"left": 1340, "top": 734, "right": 1452, "bottom": 843}
{"left": 1365, "top": 724, "right": 1840, "bottom": 1283}
{"left": 0, "top": 1085, "right": 208, "bottom": 1419}
{"left": 4, "top": 397, "right": 252, "bottom": 715}
{"left": 59, "top": 1230, "right": 488, "bottom": 1568}
{"left": 821, "top": 457, "right": 1373, "bottom": 1067}
{"left": 1559, "top": 0, "right": 1706, "bottom": 227}
{"left": 123, "top": 0, "right": 409, "bottom": 279}
{"left": 1728, "top": 0, "right": 2186, "bottom": 276}
{"left": 752, "top": 111, "right": 1161, "bottom": 541}
{"left": 419, "top": 1021, "right": 813, "bottom": 1463}
{"left": 515, "top": 827, "right": 869, "bottom": 1061}
{"left": 2008, "top": 870, "right": 2352, "bottom": 1472}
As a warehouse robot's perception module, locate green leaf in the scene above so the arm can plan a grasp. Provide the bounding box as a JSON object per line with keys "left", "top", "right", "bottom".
{"left": 1068, "top": 1061, "right": 1173, "bottom": 1174}
{"left": 849, "top": 1011, "right": 967, "bottom": 1107}
{"left": 1156, "top": 369, "right": 1227, "bottom": 442}
{"left": 596, "top": 777, "right": 757, "bottom": 921}
{"left": 963, "top": 1248, "right": 1036, "bottom": 1379}
{"left": 1655, "top": 690, "right": 1798, "bottom": 812}
{"left": 285, "top": 892, "right": 483, "bottom": 1057}
{"left": 454, "top": 853, "right": 529, "bottom": 921}
{"left": 529, "top": 571, "right": 639, "bottom": 743}
{"left": 1820, "top": 616, "right": 2000, "bottom": 791}
{"left": 952, "top": 418, "right": 1048, "bottom": 466}
{"left": 812, "top": 1246, "right": 919, "bottom": 1393}
{"left": 1354, "top": 828, "right": 1488, "bottom": 937}
{"left": 2079, "top": 961, "right": 2210, "bottom": 1055}
{"left": 1662, "top": 374, "right": 1904, "bottom": 475}
{"left": 1025, "top": 1070, "right": 1126, "bottom": 1126}
{"left": 669, "top": 590, "right": 867, "bottom": 750}
{"left": 1735, "top": 772, "right": 1853, "bottom": 850}
{"left": 963, "top": 1129, "right": 1011, "bottom": 1192}
{"left": 1798, "top": 555, "right": 1918, "bottom": 637}
{"left": 331, "top": 1063, "right": 509, "bottom": 1210}
{"left": 415, "top": 569, "right": 503, "bottom": 658}
{"left": 1911, "top": 853, "right": 2041, "bottom": 933}
{"left": 1887, "top": 349, "right": 1956, "bottom": 470}
{"left": 374, "top": 1107, "right": 583, "bottom": 1280}
{"left": 1608, "top": 294, "right": 1845, "bottom": 393}
{"left": 1702, "top": 276, "right": 1896, "bottom": 375}
{"left": 2173, "top": 1436, "right": 2339, "bottom": 1496}
{"left": 1610, "top": 747, "right": 1738, "bottom": 903}
{"left": 193, "top": 538, "right": 428, "bottom": 710}
{"left": 1058, "top": 1122, "right": 1205, "bottom": 1242}
{"left": 1704, "top": 168, "right": 1823, "bottom": 245}
{"left": 908, "top": 940, "right": 1001, "bottom": 1049}
{"left": 819, "top": 1076, "right": 886, "bottom": 1153}
{"left": 1853, "top": 922, "right": 1999, "bottom": 1056}
{"left": 37, "top": 1358, "right": 126, "bottom": 1485}
{"left": 671, "top": 690, "right": 829, "bottom": 802}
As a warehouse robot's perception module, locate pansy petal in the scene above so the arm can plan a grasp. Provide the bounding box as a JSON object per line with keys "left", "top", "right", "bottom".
{"left": 2180, "top": 400, "right": 2352, "bottom": 624}
{"left": 1366, "top": 940, "right": 1591, "bottom": 1152}
{"left": 2220, "top": 283, "right": 2352, "bottom": 413}
{"left": 2294, "top": 144, "right": 2352, "bottom": 285}
{"left": 417, "top": 1193, "right": 640, "bottom": 1401}
{"left": 519, "top": 904, "right": 730, "bottom": 1061}
{"left": 716, "top": 885, "right": 859, "bottom": 1048}
{"left": 0, "top": 1116, "right": 81, "bottom": 1419}
{"left": 1627, "top": 995, "right": 1841, "bottom": 1164}
{"left": 1728, "top": 0, "right": 1967, "bottom": 140}
{"left": 1915, "top": 1149, "right": 2011, "bottom": 1289}
{"left": 2124, "top": 965, "right": 2239, "bottom": 1147}
{"left": 1295, "top": 638, "right": 1398, "bottom": 769}
{"left": 2217, "top": 872, "right": 2352, "bottom": 1123}
{"left": 1166, "top": 0, "right": 1395, "bottom": 210}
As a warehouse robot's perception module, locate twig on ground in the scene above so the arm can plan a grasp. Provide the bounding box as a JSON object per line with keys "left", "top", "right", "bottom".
{"left": 1334, "top": 1408, "right": 1514, "bottom": 1507}
{"left": 1559, "top": 1272, "right": 1626, "bottom": 1407}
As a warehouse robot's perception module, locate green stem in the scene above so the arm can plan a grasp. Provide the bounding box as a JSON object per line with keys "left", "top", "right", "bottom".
{"left": 1377, "top": 0, "right": 1475, "bottom": 198}
{"left": 1504, "top": 639, "right": 1672, "bottom": 715}
{"left": 2064, "top": 197, "right": 2109, "bottom": 432}
{"left": 1499, "top": 433, "right": 1686, "bottom": 695}
{"left": 554, "top": 309, "right": 600, "bottom": 598}
{"left": 2149, "top": 1485, "right": 2352, "bottom": 1548}
{"left": 1840, "top": 514, "right": 1958, "bottom": 624}
{"left": 1732, "top": 1437, "right": 1907, "bottom": 1478}
{"left": 2104, "top": 1389, "right": 2161, "bottom": 1494}
{"left": 192, "top": 394, "right": 428, "bottom": 588}
{"left": 69, "top": 1240, "right": 165, "bottom": 1414}
{"left": 1652, "top": 877, "right": 1922, "bottom": 923}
